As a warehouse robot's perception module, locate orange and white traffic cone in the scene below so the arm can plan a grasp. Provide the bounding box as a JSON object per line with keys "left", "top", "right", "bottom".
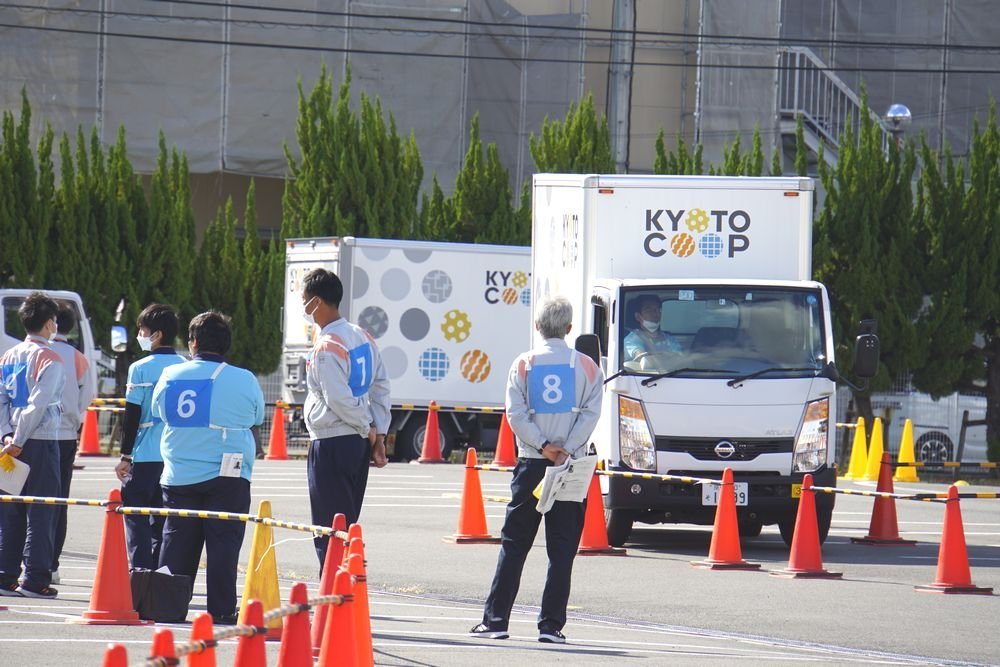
{"left": 443, "top": 448, "right": 500, "bottom": 544}
{"left": 265, "top": 402, "right": 289, "bottom": 460}
{"left": 416, "top": 402, "right": 446, "bottom": 463}
{"left": 769, "top": 474, "right": 842, "bottom": 579}
{"left": 851, "top": 452, "right": 916, "bottom": 546}
{"left": 492, "top": 413, "right": 517, "bottom": 466}
{"left": 692, "top": 468, "right": 761, "bottom": 570}
{"left": 578, "top": 473, "right": 627, "bottom": 556}
{"left": 914, "top": 485, "right": 993, "bottom": 594}
{"left": 78, "top": 408, "right": 103, "bottom": 456}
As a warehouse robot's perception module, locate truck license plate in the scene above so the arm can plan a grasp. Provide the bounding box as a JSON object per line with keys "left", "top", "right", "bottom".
{"left": 702, "top": 482, "right": 749, "bottom": 506}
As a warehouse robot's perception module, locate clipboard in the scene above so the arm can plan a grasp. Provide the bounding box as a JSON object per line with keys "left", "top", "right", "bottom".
{"left": 0, "top": 453, "right": 31, "bottom": 496}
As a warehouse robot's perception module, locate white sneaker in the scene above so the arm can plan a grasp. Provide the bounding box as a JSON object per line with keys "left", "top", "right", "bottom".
{"left": 50, "top": 570, "right": 60, "bottom": 584}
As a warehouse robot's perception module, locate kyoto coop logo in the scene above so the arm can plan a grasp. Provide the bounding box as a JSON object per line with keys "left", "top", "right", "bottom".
{"left": 644, "top": 207, "right": 751, "bottom": 259}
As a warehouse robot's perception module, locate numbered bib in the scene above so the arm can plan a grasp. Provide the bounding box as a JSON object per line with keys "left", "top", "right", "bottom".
{"left": 1, "top": 363, "right": 29, "bottom": 409}
{"left": 163, "top": 379, "right": 213, "bottom": 427}
{"left": 527, "top": 364, "right": 576, "bottom": 414}
{"left": 348, "top": 343, "right": 374, "bottom": 397}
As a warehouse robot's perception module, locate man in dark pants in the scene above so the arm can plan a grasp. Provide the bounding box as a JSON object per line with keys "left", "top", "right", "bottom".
{"left": 0, "top": 292, "right": 65, "bottom": 599}
{"left": 50, "top": 304, "right": 97, "bottom": 583}
{"left": 151, "top": 312, "right": 264, "bottom": 624}
{"left": 470, "top": 296, "right": 603, "bottom": 644}
{"left": 115, "top": 304, "right": 185, "bottom": 570}
{"left": 300, "top": 269, "right": 390, "bottom": 571}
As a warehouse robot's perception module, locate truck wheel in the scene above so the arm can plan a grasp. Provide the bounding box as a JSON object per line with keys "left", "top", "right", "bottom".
{"left": 605, "top": 509, "right": 635, "bottom": 547}
{"left": 915, "top": 431, "right": 954, "bottom": 463}
{"left": 778, "top": 505, "right": 832, "bottom": 547}
{"left": 738, "top": 518, "right": 763, "bottom": 537}
{"left": 397, "top": 418, "right": 453, "bottom": 462}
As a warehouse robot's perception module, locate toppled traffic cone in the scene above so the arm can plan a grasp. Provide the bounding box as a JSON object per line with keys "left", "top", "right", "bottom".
{"left": 578, "top": 473, "right": 626, "bottom": 556}
{"left": 312, "top": 514, "right": 347, "bottom": 656}
{"left": 148, "top": 629, "right": 176, "bottom": 663}
{"left": 770, "top": 474, "right": 842, "bottom": 579}
{"left": 852, "top": 453, "right": 916, "bottom": 546}
{"left": 914, "top": 486, "right": 993, "bottom": 594}
{"left": 443, "top": 448, "right": 500, "bottom": 544}
{"left": 347, "top": 551, "right": 374, "bottom": 667}
{"left": 842, "top": 417, "right": 867, "bottom": 480}
{"left": 894, "top": 418, "right": 920, "bottom": 483}
{"left": 318, "top": 569, "right": 358, "bottom": 667}
{"left": 239, "top": 500, "right": 282, "bottom": 640}
{"left": 692, "top": 468, "right": 761, "bottom": 570}
{"left": 416, "top": 402, "right": 446, "bottom": 463}
{"left": 234, "top": 600, "right": 267, "bottom": 667}
{"left": 863, "top": 418, "right": 885, "bottom": 482}
{"left": 101, "top": 644, "right": 128, "bottom": 667}
{"left": 78, "top": 408, "right": 103, "bottom": 456}
{"left": 265, "top": 402, "right": 289, "bottom": 460}
{"left": 71, "top": 490, "right": 148, "bottom": 625}
{"left": 278, "top": 582, "right": 313, "bottom": 667}
{"left": 188, "top": 613, "right": 216, "bottom": 667}
{"left": 492, "top": 413, "right": 517, "bottom": 466}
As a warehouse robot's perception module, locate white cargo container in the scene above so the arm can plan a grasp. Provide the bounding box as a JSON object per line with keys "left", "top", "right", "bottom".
{"left": 282, "top": 237, "right": 532, "bottom": 459}
{"left": 532, "top": 174, "right": 877, "bottom": 546}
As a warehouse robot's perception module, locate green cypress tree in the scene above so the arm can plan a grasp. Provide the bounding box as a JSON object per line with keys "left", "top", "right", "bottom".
{"left": 653, "top": 131, "right": 704, "bottom": 175}
{"left": 529, "top": 93, "right": 614, "bottom": 173}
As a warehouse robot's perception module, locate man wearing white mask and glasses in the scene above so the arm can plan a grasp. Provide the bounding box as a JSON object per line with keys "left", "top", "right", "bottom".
{"left": 623, "top": 294, "right": 681, "bottom": 361}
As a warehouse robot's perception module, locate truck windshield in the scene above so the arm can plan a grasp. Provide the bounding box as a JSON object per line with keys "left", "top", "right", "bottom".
{"left": 619, "top": 287, "right": 825, "bottom": 378}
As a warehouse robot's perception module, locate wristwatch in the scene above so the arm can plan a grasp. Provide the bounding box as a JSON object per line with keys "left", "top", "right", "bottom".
{"left": 119, "top": 454, "right": 133, "bottom": 463}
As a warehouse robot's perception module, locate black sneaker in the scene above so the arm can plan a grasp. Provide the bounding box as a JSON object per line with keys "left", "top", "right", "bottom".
{"left": 0, "top": 582, "right": 23, "bottom": 597}
{"left": 16, "top": 585, "right": 57, "bottom": 599}
{"left": 211, "top": 613, "right": 239, "bottom": 626}
{"left": 538, "top": 628, "right": 566, "bottom": 644}
{"left": 468, "top": 623, "right": 509, "bottom": 639}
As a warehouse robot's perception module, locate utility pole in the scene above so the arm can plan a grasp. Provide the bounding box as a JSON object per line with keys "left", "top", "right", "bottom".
{"left": 608, "top": 0, "right": 635, "bottom": 173}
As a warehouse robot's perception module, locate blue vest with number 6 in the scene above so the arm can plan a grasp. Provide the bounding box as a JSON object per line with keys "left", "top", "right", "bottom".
{"left": 527, "top": 361, "right": 576, "bottom": 414}
{"left": 163, "top": 362, "right": 227, "bottom": 428}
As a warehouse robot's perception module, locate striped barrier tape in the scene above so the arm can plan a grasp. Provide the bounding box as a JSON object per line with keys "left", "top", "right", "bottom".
{"left": 396, "top": 403, "right": 505, "bottom": 413}
{"left": 474, "top": 464, "right": 515, "bottom": 473}
{"left": 473, "top": 464, "right": 721, "bottom": 486}
{"left": 87, "top": 406, "right": 124, "bottom": 413}
{"left": 809, "top": 485, "right": 1000, "bottom": 501}
{"left": 91, "top": 398, "right": 127, "bottom": 406}
{"left": 0, "top": 494, "right": 108, "bottom": 507}
{"left": 834, "top": 422, "right": 859, "bottom": 428}
{"left": 894, "top": 461, "right": 998, "bottom": 469}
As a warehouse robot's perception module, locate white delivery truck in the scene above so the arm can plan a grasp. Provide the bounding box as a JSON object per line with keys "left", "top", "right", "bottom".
{"left": 531, "top": 174, "right": 878, "bottom": 546}
{"left": 282, "top": 237, "right": 532, "bottom": 459}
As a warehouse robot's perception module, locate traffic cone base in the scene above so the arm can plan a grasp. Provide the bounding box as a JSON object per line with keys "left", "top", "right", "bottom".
{"left": 416, "top": 402, "right": 447, "bottom": 463}
{"left": 442, "top": 535, "right": 502, "bottom": 544}
{"left": 691, "top": 559, "right": 761, "bottom": 570}
{"left": 578, "top": 545, "right": 627, "bottom": 556}
{"left": 851, "top": 535, "right": 917, "bottom": 546}
{"left": 445, "top": 448, "right": 499, "bottom": 543}
{"left": 914, "top": 582, "right": 993, "bottom": 595}
{"left": 769, "top": 567, "right": 843, "bottom": 579}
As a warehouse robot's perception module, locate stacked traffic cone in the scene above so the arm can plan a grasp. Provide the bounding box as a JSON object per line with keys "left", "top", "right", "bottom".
{"left": 492, "top": 413, "right": 517, "bottom": 466}
{"left": 443, "top": 448, "right": 500, "bottom": 544}
{"left": 347, "top": 551, "right": 374, "bottom": 667}
{"left": 278, "top": 583, "right": 314, "bottom": 667}
{"left": 78, "top": 408, "right": 103, "bottom": 456}
{"left": 770, "top": 474, "right": 842, "bottom": 579}
{"left": 265, "top": 402, "right": 289, "bottom": 460}
{"left": 842, "top": 417, "right": 867, "bottom": 480}
{"left": 416, "top": 402, "right": 446, "bottom": 463}
{"left": 914, "top": 485, "right": 993, "bottom": 594}
{"left": 894, "top": 418, "right": 920, "bottom": 483}
{"left": 188, "top": 613, "right": 216, "bottom": 667}
{"left": 863, "top": 418, "right": 885, "bottom": 481}
{"left": 341, "top": 524, "right": 363, "bottom": 569}
{"left": 148, "top": 629, "right": 176, "bottom": 663}
{"left": 318, "top": 569, "right": 359, "bottom": 667}
{"left": 312, "top": 514, "right": 348, "bottom": 656}
{"left": 692, "top": 468, "right": 761, "bottom": 570}
{"left": 234, "top": 600, "right": 267, "bottom": 667}
{"left": 101, "top": 644, "right": 128, "bottom": 667}
{"left": 70, "top": 490, "right": 148, "bottom": 625}
{"left": 239, "top": 500, "right": 283, "bottom": 639}
{"left": 851, "top": 452, "right": 916, "bottom": 546}
{"left": 578, "top": 473, "right": 627, "bottom": 556}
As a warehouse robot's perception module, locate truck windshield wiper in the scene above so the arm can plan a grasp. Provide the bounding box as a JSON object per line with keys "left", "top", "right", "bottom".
{"left": 726, "top": 366, "right": 821, "bottom": 388}
{"left": 604, "top": 367, "right": 641, "bottom": 384}
{"left": 640, "top": 368, "right": 737, "bottom": 387}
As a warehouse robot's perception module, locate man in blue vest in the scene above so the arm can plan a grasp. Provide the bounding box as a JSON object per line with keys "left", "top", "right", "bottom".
{"left": 151, "top": 311, "right": 264, "bottom": 625}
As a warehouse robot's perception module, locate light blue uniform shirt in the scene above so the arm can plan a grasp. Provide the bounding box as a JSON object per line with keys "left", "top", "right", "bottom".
{"left": 125, "top": 350, "right": 187, "bottom": 463}
{"left": 151, "top": 356, "right": 264, "bottom": 487}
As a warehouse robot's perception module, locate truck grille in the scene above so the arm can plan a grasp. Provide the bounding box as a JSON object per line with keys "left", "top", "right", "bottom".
{"left": 655, "top": 437, "right": 794, "bottom": 461}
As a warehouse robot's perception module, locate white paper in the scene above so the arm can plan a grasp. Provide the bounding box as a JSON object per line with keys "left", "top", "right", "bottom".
{"left": 219, "top": 452, "right": 244, "bottom": 478}
{"left": 0, "top": 455, "right": 31, "bottom": 496}
{"left": 535, "top": 454, "right": 598, "bottom": 514}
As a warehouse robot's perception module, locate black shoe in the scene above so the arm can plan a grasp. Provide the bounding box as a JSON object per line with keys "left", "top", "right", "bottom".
{"left": 211, "top": 613, "right": 239, "bottom": 626}
{"left": 538, "top": 628, "right": 566, "bottom": 644}
{"left": 0, "top": 582, "right": 23, "bottom": 597}
{"left": 469, "top": 623, "right": 509, "bottom": 639}
{"left": 16, "top": 585, "right": 57, "bottom": 599}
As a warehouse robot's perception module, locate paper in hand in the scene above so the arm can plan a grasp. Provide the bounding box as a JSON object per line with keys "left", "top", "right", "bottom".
{"left": 535, "top": 454, "right": 598, "bottom": 514}
{"left": 0, "top": 453, "right": 31, "bottom": 496}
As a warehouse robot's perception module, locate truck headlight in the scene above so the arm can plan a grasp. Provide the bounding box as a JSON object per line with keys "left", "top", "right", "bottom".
{"left": 793, "top": 397, "right": 829, "bottom": 473}
{"left": 619, "top": 396, "right": 656, "bottom": 471}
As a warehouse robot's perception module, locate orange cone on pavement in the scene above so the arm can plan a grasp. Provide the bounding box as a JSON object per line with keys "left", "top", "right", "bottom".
{"left": 578, "top": 473, "right": 627, "bottom": 556}
{"left": 187, "top": 613, "right": 216, "bottom": 667}
{"left": 863, "top": 418, "right": 885, "bottom": 481}
{"left": 416, "top": 402, "right": 446, "bottom": 463}
{"left": 265, "top": 402, "right": 289, "bottom": 460}
{"left": 692, "top": 468, "right": 761, "bottom": 570}
{"left": 71, "top": 490, "right": 149, "bottom": 625}
{"left": 278, "top": 583, "right": 314, "bottom": 667}
{"left": 318, "top": 569, "right": 358, "bottom": 667}
{"left": 312, "top": 514, "right": 347, "bottom": 656}
{"left": 148, "top": 629, "right": 176, "bottom": 663}
{"left": 914, "top": 485, "right": 993, "bottom": 594}
{"left": 492, "top": 413, "right": 517, "bottom": 466}
{"left": 78, "top": 408, "right": 103, "bottom": 456}
{"left": 894, "top": 418, "right": 920, "bottom": 483}
{"left": 852, "top": 452, "right": 916, "bottom": 546}
{"left": 444, "top": 448, "right": 500, "bottom": 544}
{"left": 341, "top": 524, "right": 364, "bottom": 569}
{"left": 234, "top": 600, "right": 267, "bottom": 667}
{"left": 347, "top": 552, "right": 374, "bottom": 667}
{"left": 770, "top": 474, "right": 842, "bottom": 579}
{"left": 842, "top": 417, "right": 867, "bottom": 480}
{"left": 102, "top": 644, "right": 128, "bottom": 667}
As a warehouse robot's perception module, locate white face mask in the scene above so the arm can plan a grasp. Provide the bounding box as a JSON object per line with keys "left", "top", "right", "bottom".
{"left": 302, "top": 297, "right": 318, "bottom": 326}
{"left": 136, "top": 333, "right": 154, "bottom": 352}
{"left": 641, "top": 319, "right": 660, "bottom": 333}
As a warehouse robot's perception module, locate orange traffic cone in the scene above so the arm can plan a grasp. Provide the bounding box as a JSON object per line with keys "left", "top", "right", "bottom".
{"left": 265, "top": 403, "right": 289, "bottom": 460}
{"left": 234, "top": 599, "right": 266, "bottom": 667}
{"left": 851, "top": 452, "right": 916, "bottom": 546}
{"left": 578, "top": 473, "right": 627, "bottom": 556}
{"left": 443, "top": 448, "right": 500, "bottom": 544}
{"left": 318, "top": 569, "right": 359, "bottom": 667}
{"left": 101, "top": 644, "right": 128, "bottom": 667}
{"left": 692, "top": 468, "right": 761, "bottom": 570}
{"left": 416, "top": 402, "right": 446, "bottom": 463}
{"left": 312, "top": 514, "right": 347, "bottom": 656}
{"left": 770, "top": 474, "right": 842, "bottom": 579}
{"left": 914, "top": 485, "right": 993, "bottom": 594}
{"left": 188, "top": 613, "right": 216, "bottom": 667}
{"left": 278, "top": 582, "right": 314, "bottom": 667}
{"left": 78, "top": 408, "right": 103, "bottom": 456}
{"left": 341, "top": 524, "right": 363, "bottom": 569}
{"left": 347, "top": 552, "right": 374, "bottom": 667}
{"left": 492, "top": 413, "right": 517, "bottom": 466}
{"left": 70, "top": 490, "right": 148, "bottom": 625}
{"left": 148, "top": 629, "right": 176, "bottom": 663}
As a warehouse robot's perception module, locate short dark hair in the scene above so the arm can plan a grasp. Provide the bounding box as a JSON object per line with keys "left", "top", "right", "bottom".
{"left": 56, "top": 303, "right": 77, "bottom": 335}
{"left": 188, "top": 311, "right": 231, "bottom": 355}
{"left": 137, "top": 303, "right": 179, "bottom": 345}
{"left": 303, "top": 268, "right": 344, "bottom": 308}
{"left": 19, "top": 292, "right": 59, "bottom": 334}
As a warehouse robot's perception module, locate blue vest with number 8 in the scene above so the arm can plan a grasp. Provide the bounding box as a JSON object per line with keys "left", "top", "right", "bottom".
{"left": 1, "top": 363, "right": 29, "bottom": 409}
{"left": 527, "top": 363, "right": 575, "bottom": 414}
{"left": 163, "top": 379, "right": 213, "bottom": 427}
{"left": 348, "top": 343, "right": 374, "bottom": 398}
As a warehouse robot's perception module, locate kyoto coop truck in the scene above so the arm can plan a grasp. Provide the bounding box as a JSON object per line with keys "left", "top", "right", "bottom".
{"left": 282, "top": 237, "right": 531, "bottom": 459}
{"left": 531, "top": 174, "right": 877, "bottom": 546}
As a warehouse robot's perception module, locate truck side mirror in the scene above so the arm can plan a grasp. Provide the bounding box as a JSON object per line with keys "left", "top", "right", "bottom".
{"left": 852, "top": 319, "right": 879, "bottom": 379}
{"left": 110, "top": 325, "right": 128, "bottom": 354}
{"left": 575, "top": 333, "right": 601, "bottom": 365}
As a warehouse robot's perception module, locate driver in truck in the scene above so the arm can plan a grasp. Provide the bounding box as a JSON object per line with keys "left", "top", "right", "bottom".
{"left": 623, "top": 294, "right": 681, "bottom": 361}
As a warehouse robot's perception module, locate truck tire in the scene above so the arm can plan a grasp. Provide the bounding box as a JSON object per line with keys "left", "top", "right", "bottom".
{"left": 777, "top": 505, "right": 832, "bottom": 547}
{"left": 397, "top": 417, "right": 454, "bottom": 462}
{"left": 605, "top": 509, "right": 635, "bottom": 547}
